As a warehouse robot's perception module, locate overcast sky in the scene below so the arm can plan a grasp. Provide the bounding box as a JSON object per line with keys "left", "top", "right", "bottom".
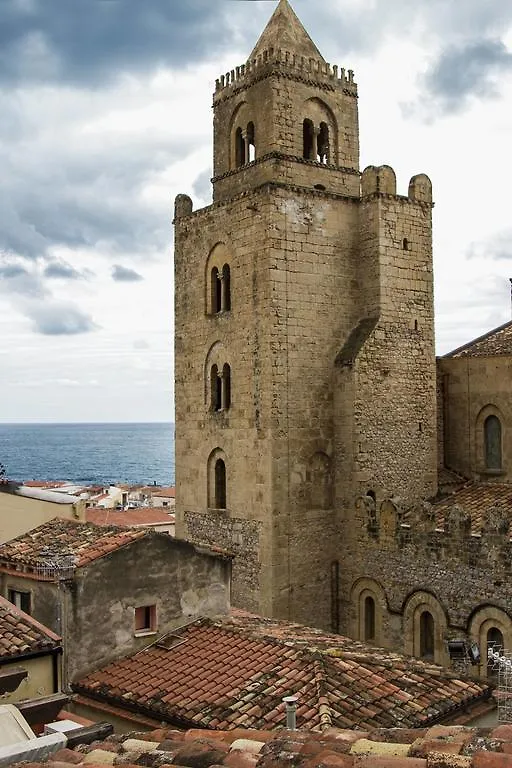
{"left": 1, "top": 0, "right": 512, "bottom": 423}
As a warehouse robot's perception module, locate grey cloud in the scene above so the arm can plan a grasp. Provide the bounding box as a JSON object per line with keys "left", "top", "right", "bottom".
{"left": 133, "top": 339, "right": 150, "bottom": 350}
{"left": 112, "top": 264, "right": 143, "bottom": 283}
{"left": 414, "top": 39, "right": 512, "bottom": 116}
{"left": 0, "top": 0, "right": 238, "bottom": 86}
{"left": 23, "top": 301, "right": 98, "bottom": 335}
{"left": 0, "top": 261, "right": 46, "bottom": 296}
{"left": 467, "top": 231, "right": 512, "bottom": 262}
{"left": 0, "top": 102, "right": 188, "bottom": 260}
{"left": 192, "top": 168, "right": 213, "bottom": 205}
{"left": 44, "top": 260, "right": 87, "bottom": 279}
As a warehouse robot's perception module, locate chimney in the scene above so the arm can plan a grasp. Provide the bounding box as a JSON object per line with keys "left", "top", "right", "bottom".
{"left": 282, "top": 695, "right": 299, "bottom": 730}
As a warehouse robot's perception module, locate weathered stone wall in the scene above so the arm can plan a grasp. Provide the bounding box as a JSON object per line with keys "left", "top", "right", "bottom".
{"left": 348, "top": 497, "right": 512, "bottom": 677}
{"left": 438, "top": 355, "right": 512, "bottom": 481}
{"left": 184, "top": 511, "right": 261, "bottom": 612}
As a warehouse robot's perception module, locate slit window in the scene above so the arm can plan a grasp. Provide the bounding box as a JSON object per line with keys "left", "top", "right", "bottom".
{"left": 223, "top": 363, "right": 231, "bottom": 410}
{"left": 419, "top": 610, "right": 435, "bottom": 658}
{"left": 484, "top": 415, "right": 502, "bottom": 470}
{"left": 235, "top": 127, "right": 245, "bottom": 167}
{"left": 222, "top": 264, "right": 231, "bottom": 311}
{"left": 247, "top": 121, "right": 255, "bottom": 162}
{"left": 403, "top": 238, "right": 409, "bottom": 251}
{"left": 211, "top": 267, "right": 222, "bottom": 314}
{"left": 317, "top": 121, "right": 329, "bottom": 164}
{"left": 215, "top": 459, "right": 227, "bottom": 509}
{"left": 303, "top": 119, "right": 314, "bottom": 160}
{"left": 364, "top": 596, "right": 376, "bottom": 641}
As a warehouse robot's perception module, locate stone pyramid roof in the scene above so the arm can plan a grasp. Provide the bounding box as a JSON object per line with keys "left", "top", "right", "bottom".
{"left": 249, "top": 0, "right": 324, "bottom": 61}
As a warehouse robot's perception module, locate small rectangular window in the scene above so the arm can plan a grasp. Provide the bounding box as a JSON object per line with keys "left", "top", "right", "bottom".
{"left": 134, "top": 604, "right": 157, "bottom": 634}
{"left": 8, "top": 589, "right": 31, "bottom": 614}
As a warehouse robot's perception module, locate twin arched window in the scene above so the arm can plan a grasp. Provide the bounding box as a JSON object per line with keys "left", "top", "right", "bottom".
{"left": 235, "top": 121, "right": 256, "bottom": 167}
{"left": 211, "top": 264, "right": 231, "bottom": 314}
{"left": 303, "top": 119, "right": 329, "bottom": 164}
{"left": 210, "top": 363, "right": 231, "bottom": 412}
{"left": 484, "top": 414, "right": 502, "bottom": 470}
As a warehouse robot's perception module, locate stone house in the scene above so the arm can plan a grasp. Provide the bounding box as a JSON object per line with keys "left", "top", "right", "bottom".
{"left": 0, "top": 519, "right": 231, "bottom": 686}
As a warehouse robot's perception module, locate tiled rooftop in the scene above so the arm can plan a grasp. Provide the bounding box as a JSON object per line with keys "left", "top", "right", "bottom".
{"left": 433, "top": 483, "right": 512, "bottom": 535}
{"left": 0, "top": 517, "right": 146, "bottom": 570}
{"left": 14, "top": 723, "right": 512, "bottom": 768}
{"left": 86, "top": 506, "right": 175, "bottom": 527}
{"left": 74, "top": 612, "right": 491, "bottom": 732}
{"left": 0, "top": 594, "right": 60, "bottom": 657}
{"left": 444, "top": 320, "right": 512, "bottom": 358}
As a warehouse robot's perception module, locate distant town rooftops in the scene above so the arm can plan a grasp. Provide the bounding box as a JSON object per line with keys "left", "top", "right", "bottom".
{"left": 12, "top": 486, "right": 82, "bottom": 505}
{"left": 86, "top": 506, "right": 175, "bottom": 527}
{"left": 0, "top": 595, "right": 60, "bottom": 658}
{"left": 74, "top": 610, "right": 491, "bottom": 732}
{"left": 444, "top": 319, "right": 512, "bottom": 358}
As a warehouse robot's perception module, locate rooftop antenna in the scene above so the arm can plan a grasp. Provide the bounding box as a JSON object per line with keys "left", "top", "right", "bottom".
{"left": 509, "top": 278, "right": 512, "bottom": 318}
{"left": 488, "top": 643, "right": 512, "bottom": 723}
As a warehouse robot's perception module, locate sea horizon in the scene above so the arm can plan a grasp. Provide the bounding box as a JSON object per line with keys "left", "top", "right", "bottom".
{"left": 0, "top": 422, "right": 175, "bottom": 486}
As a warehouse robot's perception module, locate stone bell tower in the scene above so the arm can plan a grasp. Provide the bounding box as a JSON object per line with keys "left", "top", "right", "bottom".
{"left": 174, "top": 0, "right": 437, "bottom": 632}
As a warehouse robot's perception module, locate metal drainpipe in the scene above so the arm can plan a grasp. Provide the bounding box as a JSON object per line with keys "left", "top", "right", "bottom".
{"left": 283, "top": 695, "right": 299, "bottom": 730}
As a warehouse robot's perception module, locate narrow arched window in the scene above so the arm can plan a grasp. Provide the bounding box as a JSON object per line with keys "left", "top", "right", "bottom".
{"left": 485, "top": 415, "right": 502, "bottom": 469}
{"left": 214, "top": 459, "right": 226, "bottom": 509}
{"left": 235, "top": 127, "right": 245, "bottom": 167}
{"left": 419, "top": 610, "right": 435, "bottom": 658}
{"left": 487, "top": 626, "right": 504, "bottom": 678}
{"left": 303, "top": 119, "right": 314, "bottom": 160}
{"left": 247, "top": 121, "right": 255, "bottom": 163}
{"left": 317, "top": 121, "right": 329, "bottom": 164}
{"left": 210, "top": 365, "right": 221, "bottom": 411}
{"left": 222, "top": 363, "right": 231, "bottom": 410}
{"left": 211, "top": 267, "right": 222, "bottom": 314}
{"left": 222, "top": 264, "right": 231, "bottom": 312}
{"left": 364, "top": 596, "right": 375, "bottom": 642}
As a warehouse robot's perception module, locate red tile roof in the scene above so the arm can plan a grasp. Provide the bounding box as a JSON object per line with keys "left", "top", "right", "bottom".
{"left": 0, "top": 518, "right": 146, "bottom": 570}
{"left": 445, "top": 320, "right": 512, "bottom": 358}
{"left": 15, "top": 722, "right": 512, "bottom": 768}
{"left": 86, "top": 506, "right": 175, "bottom": 527}
{"left": 74, "top": 613, "right": 491, "bottom": 732}
{"left": 0, "top": 595, "right": 60, "bottom": 658}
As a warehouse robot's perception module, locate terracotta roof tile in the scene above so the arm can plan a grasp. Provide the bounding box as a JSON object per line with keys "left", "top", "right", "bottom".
{"left": 445, "top": 320, "right": 512, "bottom": 358}
{"left": 73, "top": 614, "right": 491, "bottom": 733}
{"left": 0, "top": 594, "right": 60, "bottom": 657}
{"left": 432, "top": 483, "right": 512, "bottom": 535}
{"left": 86, "top": 507, "right": 175, "bottom": 527}
{"left": 0, "top": 517, "right": 146, "bottom": 570}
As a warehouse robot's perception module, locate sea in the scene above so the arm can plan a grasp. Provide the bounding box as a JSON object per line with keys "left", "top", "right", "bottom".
{"left": 0, "top": 423, "right": 175, "bottom": 487}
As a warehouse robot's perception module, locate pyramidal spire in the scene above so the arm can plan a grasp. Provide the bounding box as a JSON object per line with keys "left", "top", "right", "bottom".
{"left": 249, "top": 0, "right": 324, "bottom": 62}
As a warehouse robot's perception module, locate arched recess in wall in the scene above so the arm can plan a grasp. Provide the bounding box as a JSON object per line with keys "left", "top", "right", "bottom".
{"left": 475, "top": 404, "right": 505, "bottom": 473}
{"left": 207, "top": 447, "right": 228, "bottom": 511}
{"left": 468, "top": 605, "right": 512, "bottom": 679}
{"left": 351, "top": 578, "right": 388, "bottom": 646}
{"left": 204, "top": 341, "right": 232, "bottom": 413}
{"left": 402, "top": 590, "right": 448, "bottom": 666}
{"left": 301, "top": 97, "right": 338, "bottom": 165}
{"left": 205, "top": 242, "right": 233, "bottom": 315}
{"left": 306, "top": 451, "right": 332, "bottom": 509}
